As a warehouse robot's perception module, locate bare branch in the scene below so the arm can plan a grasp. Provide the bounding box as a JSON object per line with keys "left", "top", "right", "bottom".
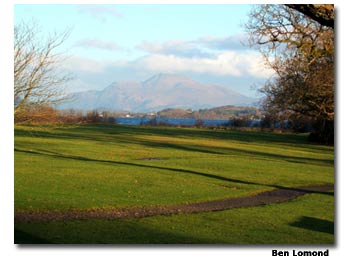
{"left": 14, "top": 21, "right": 73, "bottom": 116}
{"left": 286, "top": 4, "right": 334, "bottom": 28}
{"left": 244, "top": 4, "right": 334, "bottom": 143}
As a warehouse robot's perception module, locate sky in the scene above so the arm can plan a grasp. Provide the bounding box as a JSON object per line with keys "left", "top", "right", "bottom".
{"left": 14, "top": 4, "right": 275, "bottom": 98}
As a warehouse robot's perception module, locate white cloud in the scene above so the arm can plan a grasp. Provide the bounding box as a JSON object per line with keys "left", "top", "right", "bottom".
{"left": 61, "top": 52, "right": 274, "bottom": 88}
{"left": 132, "top": 34, "right": 275, "bottom": 79}
{"left": 137, "top": 40, "right": 214, "bottom": 58}
{"left": 130, "top": 51, "right": 274, "bottom": 79}
{"left": 67, "top": 33, "right": 272, "bottom": 79}
{"left": 136, "top": 34, "right": 249, "bottom": 59}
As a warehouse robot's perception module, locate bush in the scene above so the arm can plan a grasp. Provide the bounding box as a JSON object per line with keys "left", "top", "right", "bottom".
{"left": 15, "top": 104, "right": 59, "bottom": 124}
{"left": 85, "top": 110, "right": 102, "bottom": 123}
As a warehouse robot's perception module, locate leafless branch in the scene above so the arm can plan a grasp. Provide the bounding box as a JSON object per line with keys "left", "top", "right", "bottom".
{"left": 14, "top": 21, "right": 73, "bottom": 117}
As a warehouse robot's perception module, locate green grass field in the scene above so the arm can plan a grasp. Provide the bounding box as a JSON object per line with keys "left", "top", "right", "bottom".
{"left": 14, "top": 124, "right": 334, "bottom": 244}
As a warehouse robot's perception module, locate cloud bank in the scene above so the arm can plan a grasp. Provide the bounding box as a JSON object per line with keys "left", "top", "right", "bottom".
{"left": 66, "top": 49, "right": 274, "bottom": 80}
{"left": 130, "top": 51, "right": 274, "bottom": 79}
{"left": 63, "top": 33, "right": 275, "bottom": 94}
{"left": 137, "top": 34, "right": 248, "bottom": 58}
{"left": 133, "top": 34, "right": 274, "bottom": 79}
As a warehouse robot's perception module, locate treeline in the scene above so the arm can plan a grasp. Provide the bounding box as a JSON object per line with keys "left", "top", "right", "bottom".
{"left": 14, "top": 105, "right": 117, "bottom": 124}
{"left": 157, "top": 106, "right": 263, "bottom": 120}
{"left": 14, "top": 104, "right": 316, "bottom": 135}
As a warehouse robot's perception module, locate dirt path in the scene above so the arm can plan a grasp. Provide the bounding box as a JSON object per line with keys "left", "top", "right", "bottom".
{"left": 15, "top": 184, "right": 333, "bottom": 223}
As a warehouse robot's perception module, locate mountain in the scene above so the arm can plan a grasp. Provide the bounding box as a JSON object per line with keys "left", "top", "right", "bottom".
{"left": 59, "top": 73, "right": 257, "bottom": 112}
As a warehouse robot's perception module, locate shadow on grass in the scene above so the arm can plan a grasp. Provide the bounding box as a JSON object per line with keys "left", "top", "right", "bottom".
{"left": 15, "top": 219, "right": 223, "bottom": 244}
{"left": 15, "top": 123, "right": 332, "bottom": 152}
{"left": 14, "top": 148, "right": 334, "bottom": 196}
{"left": 14, "top": 228, "right": 51, "bottom": 244}
{"left": 290, "top": 216, "right": 334, "bottom": 235}
{"left": 133, "top": 137, "right": 333, "bottom": 167}
{"left": 15, "top": 125, "right": 334, "bottom": 167}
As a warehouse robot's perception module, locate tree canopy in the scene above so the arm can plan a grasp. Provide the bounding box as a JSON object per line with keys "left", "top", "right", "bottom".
{"left": 245, "top": 4, "right": 334, "bottom": 143}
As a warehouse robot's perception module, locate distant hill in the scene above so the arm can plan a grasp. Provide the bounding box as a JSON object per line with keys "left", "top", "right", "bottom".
{"left": 59, "top": 73, "right": 258, "bottom": 112}
{"left": 156, "top": 105, "right": 263, "bottom": 120}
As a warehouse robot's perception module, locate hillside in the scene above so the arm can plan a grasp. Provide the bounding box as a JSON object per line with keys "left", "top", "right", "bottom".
{"left": 59, "top": 73, "right": 257, "bottom": 112}
{"left": 156, "top": 105, "right": 263, "bottom": 120}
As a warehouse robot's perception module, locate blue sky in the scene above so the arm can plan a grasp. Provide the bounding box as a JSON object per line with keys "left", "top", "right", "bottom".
{"left": 14, "top": 4, "right": 274, "bottom": 97}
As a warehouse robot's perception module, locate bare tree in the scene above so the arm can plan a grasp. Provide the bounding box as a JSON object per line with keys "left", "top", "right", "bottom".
{"left": 14, "top": 21, "right": 72, "bottom": 118}
{"left": 245, "top": 5, "right": 334, "bottom": 143}
{"left": 245, "top": 5, "right": 333, "bottom": 63}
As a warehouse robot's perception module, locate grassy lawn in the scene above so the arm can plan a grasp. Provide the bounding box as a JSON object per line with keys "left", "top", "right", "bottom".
{"left": 14, "top": 124, "right": 334, "bottom": 243}
{"left": 14, "top": 192, "right": 334, "bottom": 244}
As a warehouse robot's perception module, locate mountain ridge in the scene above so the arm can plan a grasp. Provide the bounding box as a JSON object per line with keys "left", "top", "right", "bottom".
{"left": 59, "top": 73, "right": 257, "bottom": 112}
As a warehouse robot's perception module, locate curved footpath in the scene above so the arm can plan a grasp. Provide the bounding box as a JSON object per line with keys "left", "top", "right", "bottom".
{"left": 15, "top": 184, "right": 333, "bottom": 223}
